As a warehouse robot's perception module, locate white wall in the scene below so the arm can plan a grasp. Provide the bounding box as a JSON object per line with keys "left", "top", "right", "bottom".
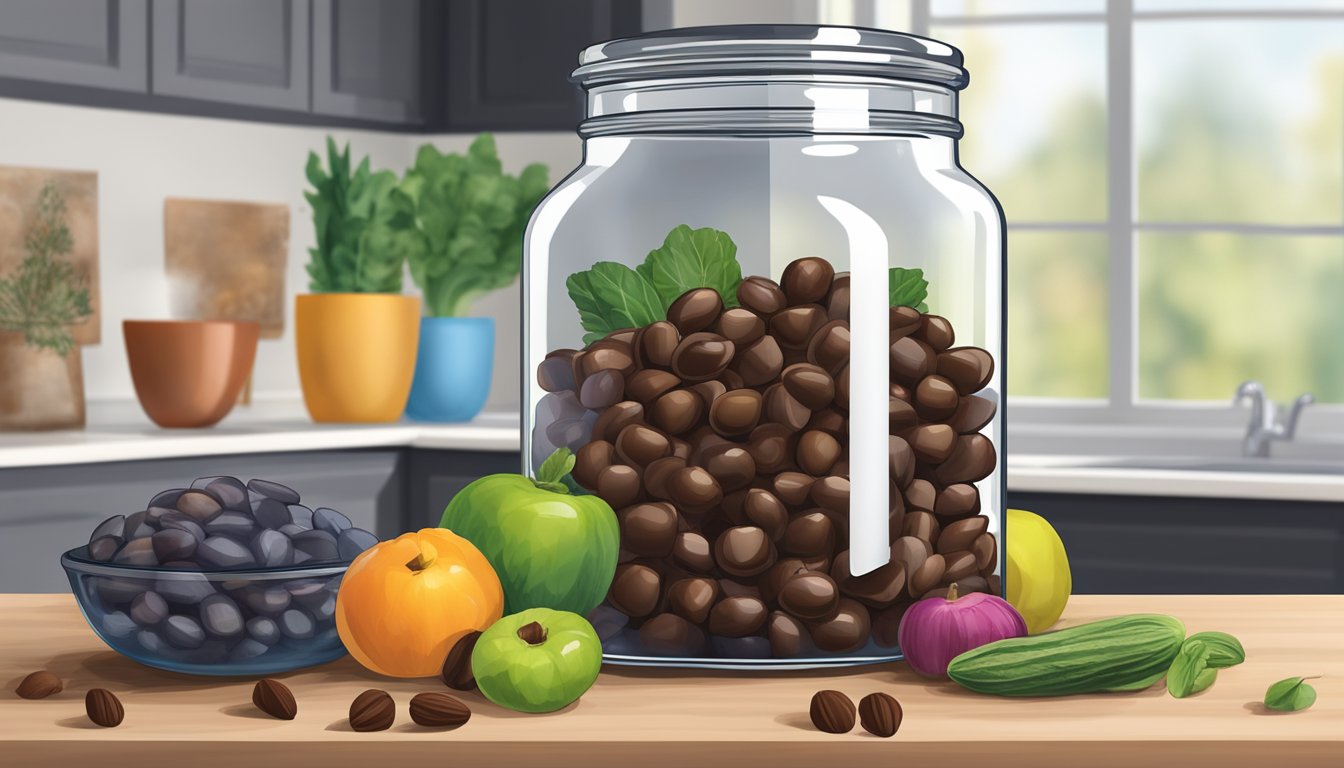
{"left": 0, "top": 97, "right": 580, "bottom": 413}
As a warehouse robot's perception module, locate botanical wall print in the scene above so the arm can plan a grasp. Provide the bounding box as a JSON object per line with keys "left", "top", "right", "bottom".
{"left": 163, "top": 198, "right": 289, "bottom": 339}
{"left": 0, "top": 166, "right": 100, "bottom": 344}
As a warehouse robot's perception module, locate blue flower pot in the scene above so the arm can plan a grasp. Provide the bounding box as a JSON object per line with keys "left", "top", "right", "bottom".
{"left": 405, "top": 317, "right": 494, "bottom": 422}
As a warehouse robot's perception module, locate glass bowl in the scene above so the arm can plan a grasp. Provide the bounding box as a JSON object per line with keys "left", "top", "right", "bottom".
{"left": 61, "top": 546, "right": 348, "bottom": 676}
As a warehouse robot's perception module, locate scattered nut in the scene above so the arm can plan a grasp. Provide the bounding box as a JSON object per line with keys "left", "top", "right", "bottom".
{"left": 858, "top": 692, "right": 902, "bottom": 737}
{"left": 349, "top": 688, "right": 395, "bottom": 731}
{"left": 408, "top": 692, "right": 471, "bottom": 728}
{"left": 251, "top": 678, "right": 297, "bottom": 720}
{"left": 809, "top": 689, "right": 855, "bottom": 734}
{"left": 442, "top": 631, "right": 481, "bottom": 691}
{"left": 15, "top": 670, "right": 63, "bottom": 699}
{"left": 85, "top": 688, "right": 124, "bottom": 727}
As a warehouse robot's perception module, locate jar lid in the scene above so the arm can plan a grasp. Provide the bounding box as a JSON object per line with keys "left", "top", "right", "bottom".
{"left": 573, "top": 25, "right": 967, "bottom": 90}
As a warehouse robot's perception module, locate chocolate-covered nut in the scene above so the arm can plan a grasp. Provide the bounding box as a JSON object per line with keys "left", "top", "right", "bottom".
{"left": 778, "top": 572, "right": 840, "bottom": 620}
{"left": 772, "top": 472, "right": 815, "bottom": 507}
{"left": 825, "top": 273, "right": 850, "bottom": 322}
{"left": 626, "top": 369, "right": 680, "bottom": 404}
{"left": 972, "top": 533, "right": 998, "bottom": 572}
{"left": 615, "top": 423, "right": 672, "bottom": 467}
{"left": 671, "top": 332, "right": 735, "bottom": 382}
{"left": 831, "top": 551, "right": 906, "bottom": 608}
{"left": 889, "top": 435, "right": 914, "bottom": 487}
{"left": 938, "top": 347, "right": 995, "bottom": 394}
{"left": 608, "top": 564, "right": 662, "bottom": 617}
{"left": 670, "top": 438, "right": 692, "bottom": 461}
{"left": 593, "top": 401, "right": 644, "bottom": 443}
{"left": 667, "top": 288, "right": 724, "bottom": 334}
{"left": 731, "top": 335, "right": 784, "bottom": 387}
{"left": 639, "top": 612, "right": 706, "bottom": 656}
{"left": 714, "top": 526, "right": 776, "bottom": 578}
{"left": 747, "top": 423, "right": 796, "bottom": 474}
{"left": 760, "top": 558, "right": 808, "bottom": 605}
{"left": 687, "top": 425, "right": 732, "bottom": 465}
{"left": 934, "top": 434, "right": 997, "bottom": 485}
{"left": 618, "top": 503, "right": 679, "bottom": 557}
{"left": 914, "top": 375, "right": 960, "bottom": 420}
{"left": 808, "top": 475, "right": 849, "bottom": 513}
{"left": 737, "top": 276, "right": 787, "bottom": 316}
{"left": 890, "top": 337, "right": 935, "bottom": 383}
{"left": 573, "top": 440, "right": 615, "bottom": 490}
{"left": 719, "top": 368, "right": 746, "bottom": 390}
{"left": 641, "top": 456, "right": 686, "bottom": 501}
{"left": 891, "top": 536, "right": 931, "bottom": 577}
{"left": 648, "top": 389, "right": 704, "bottom": 435}
{"left": 806, "top": 320, "right": 850, "bottom": 375}
{"left": 667, "top": 466, "right": 723, "bottom": 512}
{"left": 579, "top": 368, "right": 625, "bottom": 409}
{"left": 595, "top": 464, "right": 642, "bottom": 508}
{"left": 742, "top": 489, "right": 788, "bottom": 541}
{"left": 537, "top": 350, "right": 578, "bottom": 392}
{"left": 780, "top": 257, "right": 834, "bottom": 306}
{"left": 806, "top": 407, "right": 846, "bottom": 437}
{"left": 781, "top": 363, "right": 835, "bottom": 410}
{"left": 918, "top": 315, "right": 955, "bottom": 351}
{"left": 943, "top": 550, "right": 979, "bottom": 582}
{"left": 708, "top": 595, "right": 768, "bottom": 637}
{"left": 640, "top": 321, "right": 681, "bottom": 368}
{"left": 689, "top": 380, "right": 727, "bottom": 410}
{"left": 718, "top": 578, "right": 762, "bottom": 600}
{"left": 770, "top": 305, "right": 827, "bottom": 349}
{"left": 715, "top": 308, "right": 765, "bottom": 345}
{"left": 890, "top": 306, "right": 922, "bottom": 339}
{"left": 909, "top": 553, "right": 946, "bottom": 595}
{"left": 905, "top": 423, "right": 956, "bottom": 464}
{"left": 764, "top": 383, "right": 810, "bottom": 430}
{"left": 781, "top": 511, "right": 835, "bottom": 558}
{"left": 796, "top": 430, "right": 841, "bottom": 476}
{"left": 949, "top": 394, "right": 997, "bottom": 434}
{"left": 889, "top": 398, "right": 918, "bottom": 433}
{"left": 902, "top": 510, "right": 940, "bottom": 545}
{"left": 698, "top": 444, "right": 756, "bottom": 492}
{"left": 898, "top": 481, "right": 932, "bottom": 513}
{"left": 583, "top": 339, "right": 637, "bottom": 377}
{"left": 807, "top": 598, "right": 871, "bottom": 653}
{"left": 834, "top": 366, "right": 849, "bottom": 411}
{"left": 672, "top": 531, "right": 715, "bottom": 573}
{"left": 937, "top": 515, "right": 988, "bottom": 554}
{"left": 768, "top": 611, "right": 806, "bottom": 657}
{"left": 666, "top": 577, "right": 719, "bottom": 624}
{"left": 933, "top": 483, "right": 979, "bottom": 517}
{"left": 708, "top": 388, "right": 763, "bottom": 437}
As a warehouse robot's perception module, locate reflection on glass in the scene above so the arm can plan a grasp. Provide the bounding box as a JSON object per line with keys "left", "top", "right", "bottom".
{"left": 1135, "top": 19, "right": 1344, "bottom": 224}
{"left": 1135, "top": 0, "right": 1344, "bottom": 11}
{"left": 1007, "top": 231, "right": 1109, "bottom": 399}
{"left": 1138, "top": 233, "right": 1344, "bottom": 402}
{"left": 933, "top": 23, "right": 1108, "bottom": 222}
{"left": 933, "top": 0, "right": 1104, "bottom": 15}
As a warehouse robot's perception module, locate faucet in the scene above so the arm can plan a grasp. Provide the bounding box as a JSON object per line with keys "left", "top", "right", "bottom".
{"left": 1234, "top": 380, "right": 1314, "bottom": 458}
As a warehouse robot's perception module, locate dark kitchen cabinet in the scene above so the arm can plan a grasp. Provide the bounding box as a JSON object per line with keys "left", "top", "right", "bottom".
{"left": 0, "top": 0, "right": 148, "bottom": 91}
{"left": 405, "top": 449, "right": 521, "bottom": 531}
{"left": 311, "top": 0, "right": 434, "bottom": 125}
{"left": 151, "top": 0, "right": 310, "bottom": 111}
{"left": 444, "top": 0, "right": 643, "bottom": 131}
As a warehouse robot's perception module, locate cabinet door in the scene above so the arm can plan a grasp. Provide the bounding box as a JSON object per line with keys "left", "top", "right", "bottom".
{"left": 312, "top": 0, "right": 428, "bottom": 125}
{"left": 0, "top": 0, "right": 148, "bottom": 91}
{"left": 151, "top": 0, "right": 309, "bottom": 111}
{"left": 445, "top": 0, "right": 642, "bottom": 131}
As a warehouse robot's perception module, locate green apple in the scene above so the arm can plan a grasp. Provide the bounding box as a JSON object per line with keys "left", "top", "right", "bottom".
{"left": 472, "top": 608, "right": 603, "bottom": 713}
{"left": 440, "top": 448, "right": 618, "bottom": 615}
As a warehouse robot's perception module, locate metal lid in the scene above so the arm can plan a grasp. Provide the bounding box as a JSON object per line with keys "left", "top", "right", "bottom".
{"left": 573, "top": 24, "right": 967, "bottom": 90}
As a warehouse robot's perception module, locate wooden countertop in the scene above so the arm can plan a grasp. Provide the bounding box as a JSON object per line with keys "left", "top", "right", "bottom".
{"left": 3, "top": 594, "right": 1340, "bottom": 767}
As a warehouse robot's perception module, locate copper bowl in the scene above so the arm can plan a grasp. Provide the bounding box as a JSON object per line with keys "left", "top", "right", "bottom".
{"left": 124, "top": 320, "right": 259, "bottom": 428}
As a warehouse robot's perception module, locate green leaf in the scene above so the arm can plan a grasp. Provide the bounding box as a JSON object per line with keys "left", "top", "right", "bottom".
{"left": 1264, "top": 676, "right": 1319, "bottom": 712}
{"left": 642, "top": 225, "right": 743, "bottom": 308}
{"left": 566, "top": 262, "right": 664, "bottom": 344}
{"left": 1167, "top": 639, "right": 1211, "bottom": 698}
{"left": 1185, "top": 631, "right": 1245, "bottom": 669}
{"left": 536, "top": 447, "right": 577, "bottom": 487}
{"left": 890, "top": 267, "right": 930, "bottom": 312}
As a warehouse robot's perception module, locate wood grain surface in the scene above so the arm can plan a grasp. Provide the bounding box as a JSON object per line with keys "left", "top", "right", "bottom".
{"left": 2, "top": 594, "right": 1340, "bottom": 767}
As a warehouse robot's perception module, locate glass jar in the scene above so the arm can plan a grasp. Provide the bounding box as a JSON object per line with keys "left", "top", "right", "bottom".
{"left": 523, "top": 25, "right": 1005, "bottom": 668}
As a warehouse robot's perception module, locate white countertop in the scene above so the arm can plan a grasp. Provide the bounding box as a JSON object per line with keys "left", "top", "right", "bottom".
{"left": 1, "top": 401, "right": 1339, "bottom": 502}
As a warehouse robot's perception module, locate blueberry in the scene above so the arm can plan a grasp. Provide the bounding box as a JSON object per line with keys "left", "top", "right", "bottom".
{"left": 247, "top": 479, "right": 300, "bottom": 505}
{"left": 89, "top": 515, "right": 125, "bottom": 543}
{"left": 278, "top": 609, "right": 314, "bottom": 640}
{"left": 196, "top": 536, "right": 255, "bottom": 569}
{"left": 286, "top": 504, "right": 314, "bottom": 529}
{"left": 312, "top": 508, "right": 351, "bottom": 537}
{"left": 151, "top": 528, "right": 197, "bottom": 562}
{"left": 291, "top": 530, "right": 338, "bottom": 562}
{"left": 101, "top": 610, "right": 138, "bottom": 639}
{"left": 251, "top": 529, "right": 293, "bottom": 568}
{"left": 205, "top": 511, "right": 255, "bottom": 539}
{"left": 130, "top": 591, "right": 168, "bottom": 626}
{"left": 246, "top": 616, "right": 280, "bottom": 645}
{"left": 155, "top": 573, "right": 216, "bottom": 605}
{"left": 337, "top": 528, "right": 378, "bottom": 561}
{"left": 252, "top": 498, "right": 291, "bottom": 530}
{"left": 122, "top": 510, "right": 155, "bottom": 540}
{"left": 88, "top": 536, "right": 121, "bottom": 562}
{"left": 200, "top": 594, "right": 245, "bottom": 637}
{"left": 229, "top": 638, "right": 270, "bottom": 661}
{"left": 165, "top": 615, "right": 206, "bottom": 649}
{"left": 240, "top": 586, "right": 291, "bottom": 616}
{"left": 159, "top": 513, "right": 206, "bottom": 541}
{"left": 113, "top": 538, "right": 159, "bottom": 566}
{"left": 194, "top": 476, "right": 249, "bottom": 511}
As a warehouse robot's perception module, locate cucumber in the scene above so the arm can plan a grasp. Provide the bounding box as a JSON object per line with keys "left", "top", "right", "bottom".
{"left": 946, "top": 614, "right": 1185, "bottom": 697}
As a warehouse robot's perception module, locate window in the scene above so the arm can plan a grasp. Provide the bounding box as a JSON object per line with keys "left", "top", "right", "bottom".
{"left": 905, "top": 0, "right": 1344, "bottom": 435}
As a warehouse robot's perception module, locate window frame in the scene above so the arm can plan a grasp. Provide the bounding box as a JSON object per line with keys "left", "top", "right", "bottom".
{"left": 906, "top": 0, "right": 1344, "bottom": 446}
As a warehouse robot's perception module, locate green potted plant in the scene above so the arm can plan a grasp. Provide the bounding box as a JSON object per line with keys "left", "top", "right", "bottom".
{"left": 396, "top": 134, "right": 550, "bottom": 422}
{"left": 296, "top": 138, "right": 421, "bottom": 423}
{"left": 0, "top": 182, "right": 93, "bottom": 430}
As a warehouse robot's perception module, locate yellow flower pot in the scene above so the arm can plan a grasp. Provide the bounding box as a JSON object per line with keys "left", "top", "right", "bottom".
{"left": 295, "top": 293, "right": 420, "bottom": 423}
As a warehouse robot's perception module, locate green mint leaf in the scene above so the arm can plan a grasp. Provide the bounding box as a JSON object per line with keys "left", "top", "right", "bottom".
{"left": 1185, "top": 631, "right": 1245, "bottom": 669}
{"left": 1190, "top": 667, "right": 1217, "bottom": 695}
{"left": 1167, "top": 639, "right": 1211, "bottom": 698}
{"left": 642, "top": 225, "right": 743, "bottom": 309}
{"left": 890, "top": 267, "right": 929, "bottom": 312}
{"left": 566, "top": 262, "right": 663, "bottom": 344}
{"left": 536, "top": 447, "right": 577, "bottom": 486}
{"left": 1264, "top": 676, "right": 1319, "bottom": 712}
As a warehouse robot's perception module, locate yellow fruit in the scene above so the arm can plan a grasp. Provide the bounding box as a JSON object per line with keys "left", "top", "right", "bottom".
{"left": 1005, "top": 508, "right": 1072, "bottom": 634}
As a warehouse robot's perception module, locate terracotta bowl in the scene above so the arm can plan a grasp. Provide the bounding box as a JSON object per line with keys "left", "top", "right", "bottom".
{"left": 124, "top": 320, "right": 259, "bottom": 428}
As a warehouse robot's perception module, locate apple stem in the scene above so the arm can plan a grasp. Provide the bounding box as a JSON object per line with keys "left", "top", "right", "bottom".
{"left": 947, "top": 582, "right": 960, "bottom": 601}
{"left": 405, "top": 551, "right": 435, "bottom": 573}
{"left": 517, "top": 621, "right": 548, "bottom": 646}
